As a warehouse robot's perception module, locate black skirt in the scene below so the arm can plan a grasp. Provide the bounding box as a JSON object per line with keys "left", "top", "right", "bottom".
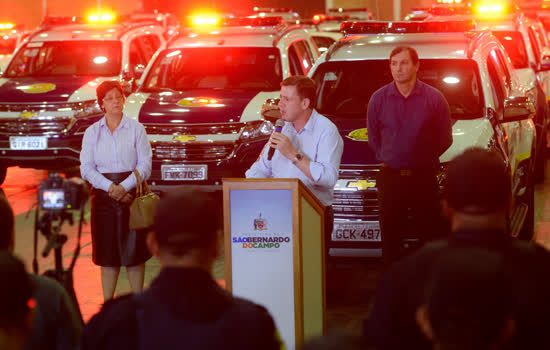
{"left": 90, "top": 172, "right": 152, "bottom": 267}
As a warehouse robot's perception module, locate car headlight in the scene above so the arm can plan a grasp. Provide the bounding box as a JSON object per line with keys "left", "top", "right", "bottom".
{"left": 240, "top": 120, "right": 274, "bottom": 141}
{"left": 72, "top": 101, "right": 103, "bottom": 135}
{"left": 74, "top": 101, "right": 102, "bottom": 119}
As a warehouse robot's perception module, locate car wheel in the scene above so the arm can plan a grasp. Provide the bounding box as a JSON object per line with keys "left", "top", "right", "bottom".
{"left": 518, "top": 175, "right": 535, "bottom": 241}
{"left": 0, "top": 166, "right": 6, "bottom": 186}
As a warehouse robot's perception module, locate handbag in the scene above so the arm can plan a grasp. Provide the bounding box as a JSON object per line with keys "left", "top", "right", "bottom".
{"left": 129, "top": 170, "right": 160, "bottom": 230}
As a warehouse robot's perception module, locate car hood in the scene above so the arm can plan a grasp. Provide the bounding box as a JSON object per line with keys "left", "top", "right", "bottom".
{"left": 0, "top": 76, "right": 102, "bottom": 103}
{"left": 129, "top": 89, "right": 272, "bottom": 124}
{"left": 332, "top": 117, "right": 492, "bottom": 166}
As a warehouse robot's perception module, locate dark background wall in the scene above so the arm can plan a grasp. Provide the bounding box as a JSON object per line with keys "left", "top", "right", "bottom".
{"left": 3, "top": 0, "right": 434, "bottom": 31}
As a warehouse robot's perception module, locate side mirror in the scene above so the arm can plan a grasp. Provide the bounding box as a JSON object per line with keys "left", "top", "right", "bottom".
{"left": 261, "top": 98, "right": 281, "bottom": 124}
{"left": 502, "top": 95, "right": 535, "bottom": 122}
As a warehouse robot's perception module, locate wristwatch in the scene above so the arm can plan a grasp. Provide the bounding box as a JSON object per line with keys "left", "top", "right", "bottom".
{"left": 292, "top": 153, "right": 303, "bottom": 165}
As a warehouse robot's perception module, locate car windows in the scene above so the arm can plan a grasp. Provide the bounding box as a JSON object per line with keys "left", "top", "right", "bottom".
{"left": 288, "top": 44, "right": 304, "bottom": 75}
{"left": 129, "top": 35, "right": 161, "bottom": 78}
{"left": 143, "top": 47, "right": 282, "bottom": 91}
{"left": 288, "top": 40, "right": 315, "bottom": 75}
{"left": 312, "top": 36, "right": 335, "bottom": 53}
{"left": 492, "top": 31, "right": 529, "bottom": 69}
{"left": 5, "top": 40, "right": 122, "bottom": 77}
{"left": 312, "top": 59, "right": 483, "bottom": 120}
{"left": 487, "top": 56, "right": 506, "bottom": 112}
{"left": 491, "top": 49, "right": 511, "bottom": 91}
{"left": 527, "top": 26, "right": 542, "bottom": 65}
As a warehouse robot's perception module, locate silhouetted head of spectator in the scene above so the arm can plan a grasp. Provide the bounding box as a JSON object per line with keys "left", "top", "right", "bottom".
{"left": 0, "top": 252, "right": 34, "bottom": 350}
{"left": 150, "top": 188, "right": 222, "bottom": 269}
{"left": 416, "top": 247, "right": 515, "bottom": 350}
{"left": 444, "top": 147, "right": 510, "bottom": 214}
{"left": 442, "top": 147, "right": 512, "bottom": 235}
{"left": 0, "top": 194, "right": 14, "bottom": 252}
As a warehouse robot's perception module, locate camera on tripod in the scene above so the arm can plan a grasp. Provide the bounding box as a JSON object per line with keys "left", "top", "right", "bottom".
{"left": 38, "top": 173, "right": 87, "bottom": 211}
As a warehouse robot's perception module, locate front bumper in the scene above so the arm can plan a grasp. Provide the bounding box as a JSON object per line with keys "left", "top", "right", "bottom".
{"left": 148, "top": 138, "right": 268, "bottom": 192}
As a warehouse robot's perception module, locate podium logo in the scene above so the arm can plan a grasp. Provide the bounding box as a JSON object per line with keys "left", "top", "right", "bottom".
{"left": 233, "top": 236, "right": 291, "bottom": 249}
{"left": 254, "top": 213, "right": 267, "bottom": 231}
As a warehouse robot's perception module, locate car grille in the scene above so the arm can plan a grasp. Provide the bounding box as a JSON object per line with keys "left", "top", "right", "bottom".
{"left": 152, "top": 142, "right": 236, "bottom": 161}
{"left": 0, "top": 118, "right": 73, "bottom": 135}
{"left": 145, "top": 123, "right": 243, "bottom": 135}
{"left": 333, "top": 165, "right": 380, "bottom": 218}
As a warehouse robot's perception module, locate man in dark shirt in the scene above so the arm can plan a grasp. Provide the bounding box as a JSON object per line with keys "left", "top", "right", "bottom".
{"left": 367, "top": 46, "right": 452, "bottom": 264}
{"left": 363, "top": 148, "right": 550, "bottom": 350}
{"left": 0, "top": 194, "right": 82, "bottom": 350}
{"left": 81, "top": 189, "right": 281, "bottom": 350}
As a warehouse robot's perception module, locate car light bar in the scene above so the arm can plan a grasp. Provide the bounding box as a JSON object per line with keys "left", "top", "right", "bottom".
{"left": 253, "top": 7, "right": 293, "bottom": 13}
{"left": 340, "top": 20, "right": 476, "bottom": 35}
{"left": 221, "top": 16, "right": 285, "bottom": 27}
{"left": 0, "top": 23, "right": 15, "bottom": 30}
{"left": 327, "top": 8, "right": 369, "bottom": 12}
{"left": 40, "top": 16, "right": 85, "bottom": 27}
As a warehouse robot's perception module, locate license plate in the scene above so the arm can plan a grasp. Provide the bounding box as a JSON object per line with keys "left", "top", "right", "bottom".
{"left": 331, "top": 221, "right": 381, "bottom": 242}
{"left": 161, "top": 164, "right": 207, "bottom": 181}
{"left": 9, "top": 136, "right": 48, "bottom": 150}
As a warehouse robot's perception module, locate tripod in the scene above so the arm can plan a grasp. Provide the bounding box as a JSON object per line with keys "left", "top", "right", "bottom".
{"left": 33, "top": 205, "right": 85, "bottom": 324}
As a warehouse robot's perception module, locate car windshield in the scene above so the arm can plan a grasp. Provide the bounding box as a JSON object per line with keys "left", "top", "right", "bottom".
{"left": 142, "top": 47, "right": 282, "bottom": 91}
{"left": 312, "top": 59, "right": 484, "bottom": 120}
{"left": 5, "top": 40, "right": 122, "bottom": 77}
{"left": 491, "top": 31, "right": 529, "bottom": 69}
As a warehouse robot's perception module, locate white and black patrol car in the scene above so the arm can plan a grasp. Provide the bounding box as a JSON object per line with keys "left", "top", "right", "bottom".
{"left": 0, "top": 16, "right": 166, "bottom": 184}
{"left": 428, "top": 7, "right": 550, "bottom": 183}
{"left": 475, "top": 13, "right": 550, "bottom": 182}
{"left": 302, "top": 20, "right": 536, "bottom": 258}
{"left": 124, "top": 16, "right": 319, "bottom": 191}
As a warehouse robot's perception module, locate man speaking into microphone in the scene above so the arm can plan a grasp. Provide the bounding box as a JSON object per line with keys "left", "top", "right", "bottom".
{"left": 246, "top": 76, "right": 344, "bottom": 236}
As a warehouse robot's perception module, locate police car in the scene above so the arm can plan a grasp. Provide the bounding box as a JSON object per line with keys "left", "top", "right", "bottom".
{"left": 0, "top": 15, "right": 165, "bottom": 184}
{"left": 123, "top": 16, "right": 319, "bottom": 191}
{"left": 434, "top": 6, "right": 550, "bottom": 182}
{"left": 294, "top": 20, "right": 536, "bottom": 258}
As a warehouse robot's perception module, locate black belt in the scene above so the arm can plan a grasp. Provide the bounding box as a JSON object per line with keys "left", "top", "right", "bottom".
{"left": 101, "top": 171, "right": 132, "bottom": 184}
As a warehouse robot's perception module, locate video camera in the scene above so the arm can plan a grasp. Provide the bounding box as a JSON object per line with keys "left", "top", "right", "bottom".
{"left": 38, "top": 173, "right": 88, "bottom": 211}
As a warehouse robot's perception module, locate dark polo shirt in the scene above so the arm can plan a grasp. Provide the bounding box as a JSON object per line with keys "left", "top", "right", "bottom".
{"left": 367, "top": 80, "right": 452, "bottom": 169}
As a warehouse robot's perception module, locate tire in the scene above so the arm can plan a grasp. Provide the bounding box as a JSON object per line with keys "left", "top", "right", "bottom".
{"left": 0, "top": 166, "right": 6, "bottom": 186}
{"left": 518, "top": 176, "right": 535, "bottom": 241}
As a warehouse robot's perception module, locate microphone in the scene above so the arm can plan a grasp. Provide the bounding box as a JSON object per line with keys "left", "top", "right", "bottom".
{"left": 267, "top": 119, "right": 285, "bottom": 161}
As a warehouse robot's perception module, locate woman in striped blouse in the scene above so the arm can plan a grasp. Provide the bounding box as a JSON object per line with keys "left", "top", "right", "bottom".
{"left": 80, "top": 80, "right": 152, "bottom": 301}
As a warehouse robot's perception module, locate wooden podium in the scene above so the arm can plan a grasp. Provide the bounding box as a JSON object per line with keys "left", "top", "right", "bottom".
{"left": 223, "top": 178, "right": 326, "bottom": 350}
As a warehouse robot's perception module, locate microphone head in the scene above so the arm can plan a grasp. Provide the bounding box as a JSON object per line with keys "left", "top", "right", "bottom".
{"left": 274, "top": 119, "right": 285, "bottom": 131}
